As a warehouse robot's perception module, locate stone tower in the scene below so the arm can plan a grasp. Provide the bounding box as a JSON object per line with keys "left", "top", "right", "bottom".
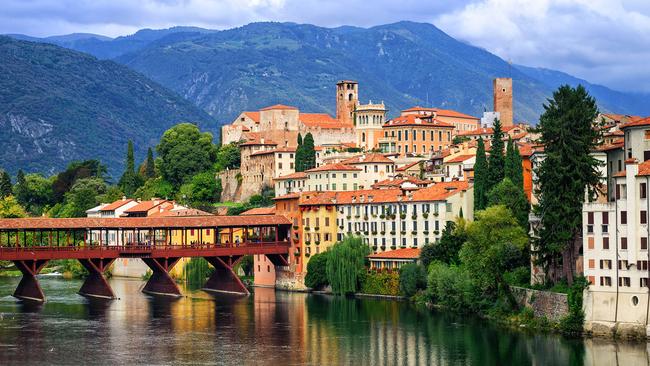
{"left": 493, "top": 77, "right": 513, "bottom": 127}
{"left": 336, "top": 80, "right": 358, "bottom": 125}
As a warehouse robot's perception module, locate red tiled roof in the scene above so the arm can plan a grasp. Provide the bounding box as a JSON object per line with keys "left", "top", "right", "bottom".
{"left": 457, "top": 127, "right": 493, "bottom": 136}
{"left": 123, "top": 200, "right": 171, "bottom": 213}
{"left": 371, "top": 178, "right": 432, "bottom": 189}
{"left": 621, "top": 116, "right": 650, "bottom": 129}
{"left": 613, "top": 170, "right": 627, "bottom": 177}
{"left": 368, "top": 248, "right": 421, "bottom": 259}
{"left": 637, "top": 160, "right": 650, "bottom": 176}
{"left": 241, "top": 207, "right": 276, "bottom": 215}
{"left": 596, "top": 139, "right": 624, "bottom": 152}
{"left": 0, "top": 215, "right": 291, "bottom": 230}
{"left": 149, "top": 208, "right": 213, "bottom": 217}
{"left": 100, "top": 199, "right": 134, "bottom": 212}
{"left": 260, "top": 104, "right": 298, "bottom": 111}
{"left": 446, "top": 154, "right": 474, "bottom": 163}
{"left": 396, "top": 161, "right": 422, "bottom": 172}
{"left": 273, "top": 192, "right": 303, "bottom": 200}
{"left": 384, "top": 114, "right": 455, "bottom": 128}
{"left": 401, "top": 106, "right": 478, "bottom": 120}
{"left": 341, "top": 153, "right": 394, "bottom": 165}
{"left": 274, "top": 172, "right": 308, "bottom": 181}
{"left": 243, "top": 112, "right": 260, "bottom": 123}
{"left": 299, "top": 113, "right": 352, "bottom": 129}
{"left": 305, "top": 163, "right": 361, "bottom": 173}
{"left": 240, "top": 136, "right": 278, "bottom": 146}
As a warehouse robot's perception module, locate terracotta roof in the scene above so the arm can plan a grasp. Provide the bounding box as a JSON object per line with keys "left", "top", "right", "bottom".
{"left": 368, "top": 248, "right": 421, "bottom": 259}
{"left": 621, "top": 116, "right": 650, "bottom": 129}
{"left": 0, "top": 215, "right": 291, "bottom": 230}
{"left": 613, "top": 170, "right": 627, "bottom": 177}
{"left": 638, "top": 160, "right": 650, "bottom": 176}
{"left": 240, "top": 136, "right": 278, "bottom": 146}
{"left": 124, "top": 200, "right": 170, "bottom": 213}
{"left": 396, "top": 161, "right": 422, "bottom": 171}
{"left": 305, "top": 163, "right": 361, "bottom": 173}
{"left": 274, "top": 172, "right": 308, "bottom": 181}
{"left": 341, "top": 153, "right": 394, "bottom": 165}
{"left": 371, "top": 178, "right": 432, "bottom": 189}
{"left": 446, "top": 154, "right": 474, "bottom": 163}
{"left": 401, "top": 106, "right": 478, "bottom": 120}
{"left": 596, "top": 139, "right": 624, "bottom": 152}
{"left": 260, "top": 104, "right": 298, "bottom": 111}
{"left": 384, "top": 114, "right": 455, "bottom": 128}
{"left": 243, "top": 112, "right": 260, "bottom": 123}
{"left": 100, "top": 199, "right": 134, "bottom": 212}
{"left": 299, "top": 113, "right": 352, "bottom": 129}
{"left": 149, "top": 208, "right": 213, "bottom": 217}
{"left": 250, "top": 149, "right": 276, "bottom": 156}
{"left": 604, "top": 130, "right": 625, "bottom": 137}
{"left": 273, "top": 192, "right": 303, "bottom": 200}
{"left": 241, "top": 207, "right": 276, "bottom": 215}
{"left": 457, "top": 127, "right": 494, "bottom": 136}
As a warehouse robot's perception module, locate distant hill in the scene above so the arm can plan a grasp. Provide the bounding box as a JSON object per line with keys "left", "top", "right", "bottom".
{"left": 0, "top": 36, "right": 217, "bottom": 177}
{"left": 14, "top": 22, "right": 648, "bottom": 124}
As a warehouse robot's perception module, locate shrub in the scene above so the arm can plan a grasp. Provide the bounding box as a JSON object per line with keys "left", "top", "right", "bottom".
{"left": 399, "top": 263, "right": 427, "bottom": 297}
{"left": 426, "top": 262, "right": 484, "bottom": 312}
{"left": 305, "top": 252, "right": 329, "bottom": 290}
{"left": 361, "top": 271, "right": 400, "bottom": 296}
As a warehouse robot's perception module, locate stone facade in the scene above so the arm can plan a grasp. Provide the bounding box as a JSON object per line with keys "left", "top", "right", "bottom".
{"left": 510, "top": 286, "right": 569, "bottom": 322}
{"left": 336, "top": 80, "right": 358, "bottom": 125}
{"left": 217, "top": 168, "right": 241, "bottom": 203}
{"left": 493, "top": 77, "right": 513, "bottom": 127}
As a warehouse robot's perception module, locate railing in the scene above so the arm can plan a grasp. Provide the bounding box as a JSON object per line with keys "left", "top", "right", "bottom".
{"left": 0, "top": 240, "right": 291, "bottom": 254}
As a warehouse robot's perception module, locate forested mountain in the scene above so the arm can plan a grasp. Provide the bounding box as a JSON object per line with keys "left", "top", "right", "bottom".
{"left": 0, "top": 36, "right": 216, "bottom": 177}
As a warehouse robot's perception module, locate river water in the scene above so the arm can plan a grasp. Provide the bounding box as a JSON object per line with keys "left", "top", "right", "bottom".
{"left": 0, "top": 277, "right": 646, "bottom": 365}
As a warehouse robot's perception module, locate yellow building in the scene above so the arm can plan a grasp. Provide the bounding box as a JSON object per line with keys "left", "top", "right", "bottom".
{"left": 300, "top": 197, "right": 339, "bottom": 265}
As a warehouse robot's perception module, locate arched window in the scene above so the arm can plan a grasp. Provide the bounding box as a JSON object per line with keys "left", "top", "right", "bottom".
{"left": 348, "top": 93, "right": 354, "bottom": 101}
{"left": 362, "top": 132, "right": 366, "bottom": 142}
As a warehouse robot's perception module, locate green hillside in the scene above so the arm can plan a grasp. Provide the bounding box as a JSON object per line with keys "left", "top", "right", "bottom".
{"left": 0, "top": 36, "right": 217, "bottom": 177}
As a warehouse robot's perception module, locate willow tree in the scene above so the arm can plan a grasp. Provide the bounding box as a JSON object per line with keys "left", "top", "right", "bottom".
{"left": 535, "top": 85, "right": 601, "bottom": 285}
{"left": 326, "top": 236, "right": 370, "bottom": 295}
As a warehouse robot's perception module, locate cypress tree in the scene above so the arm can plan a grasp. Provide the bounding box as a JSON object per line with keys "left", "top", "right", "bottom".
{"left": 302, "top": 133, "right": 316, "bottom": 171}
{"left": 535, "top": 85, "right": 601, "bottom": 285}
{"left": 145, "top": 147, "right": 155, "bottom": 179}
{"left": 473, "top": 138, "right": 489, "bottom": 211}
{"left": 119, "top": 140, "right": 142, "bottom": 196}
{"left": 14, "top": 169, "right": 27, "bottom": 206}
{"left": 0, "top": 171, "right": 12, "bottom": 198}
{"left": 505, "top": 139, "right": 523, "bottom": 189}
{"left": 295, "top": 134, "right": 304, "bottom": 172}
{"left": 488, "top": 119, "right": 505, "bottom": 187}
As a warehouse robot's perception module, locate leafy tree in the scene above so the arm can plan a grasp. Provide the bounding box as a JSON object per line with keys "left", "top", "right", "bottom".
{"left": 488, "top": 178, "right": 529, "bottom": 229}
{"left": 13, "top": 173, "right": 53, "bottom": 215}
{"left": 535, "top": 85, "right": 601, "bottom": 284}
{"left": 56, "top": 178, "right": 107, "bottom": 218}
{"left": 0, "top": 171, "right": 12, "bottom": 198}
{"left": 460, "top": 205, "right": 528, "bottom": 298}
{"left": 215, "top": 143, "right": 241, "bottom": 171}
{"left": 133, "top": 177, "right": 174, "bottom": 200}
{"left": 488, "top": 119, "right": 505, "bottom": 188}
{"left": 97, "top": 185, "right": 124, "bottom": 204}
{"left": 427, "top": 262, "right": 483, "bottom": 312}
{"left": 473, "top": 137, "right": 489, "bottom": 211}
{"left": 52, "top": 160, "right": 107, "bottom": 202}
{"left": 305, "top": 251, "right": 329, "bottom": 290}
{"left": 179, "top": 172, "right": 219, "bottom": 206}
{"left": 326, "top": 235, "right": 370, "bottom": 295}
{"left": 505, "top": 139, "right": 523, "bottom": 189}
{"left": 144, "top": 147, "right": 156, "bottom": 179}
{"left": 157, "top": 123, "right": 217, "bottom": 188}
{"left": 399, "top": 263, "right": 427, "bottom": 297}
{"left": 420, "top": 220, "right": 467, "bottom": 268}
{"left": 119, "top": 141, "right": 143, "bottom": 196}
{"left": 0, "top": 196, "right": 27, "bottom": 218}
{"left": 238, "top": 255, "right": 254, "bottom": 277}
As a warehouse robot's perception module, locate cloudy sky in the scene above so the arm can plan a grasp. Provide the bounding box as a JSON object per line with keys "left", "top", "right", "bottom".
{"left": 2, "top": 0, "right": 650, "bottom": 92}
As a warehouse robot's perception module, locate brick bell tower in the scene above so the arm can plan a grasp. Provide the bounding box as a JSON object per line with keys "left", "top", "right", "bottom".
{"left": 493, "top": 77, "right": 513, "bottom": 127}
{"left": 336, "top": 80, "right": 358, "bottom": 125}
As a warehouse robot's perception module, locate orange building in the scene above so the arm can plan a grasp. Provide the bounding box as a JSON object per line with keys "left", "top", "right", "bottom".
{"left": 380, "top": 114, "right": 454, "bottom": 156}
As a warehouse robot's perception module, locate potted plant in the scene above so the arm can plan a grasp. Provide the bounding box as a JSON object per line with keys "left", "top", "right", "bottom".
{"left": 379, "top": 214, "right": 385, "bottom": 219}
{"left": 423, "top": 231, "right": 429, "bottom": 235}
{"left": 411, "top": 230, "right": 417, "bottom": 235}
{"left": 305, "top": 252, "right": 311, "bottom": 258}
{"left": 315, "top": 241, "right": 321, "bottom": 246}
{"left": 422, "top": 213, "right": 429, "bottom": 219}
{"left": 390, "top": 245, "right": 397, "bottom": 250}
{"left": 433, "top": 230, "right": 440, "bottom": 235}
{"left": 400, "top": 213, "right": 406, "bottom": 219}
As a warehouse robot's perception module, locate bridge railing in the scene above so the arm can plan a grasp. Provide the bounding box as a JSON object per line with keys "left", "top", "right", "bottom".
{"left": 0, "top": 240, "right": 291, "bottom": 254}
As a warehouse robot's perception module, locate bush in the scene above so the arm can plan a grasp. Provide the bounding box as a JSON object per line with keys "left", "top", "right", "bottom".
{"left": 559, "top": 276, "right": 589, "bottom": 335}
{"left": 399, "top": 263, "right": 427, "bottom": 297}
{"left": 504, "top": 266, "right": 531, "bottom": 287}
{"left": 305, "top": 252, "right": 329, "bottom": 290}
{"left": 361, "top": 271, "right": 400, "bottom": 296}
{"left": 426, "top": 262, "right": 485, "bottom": 312}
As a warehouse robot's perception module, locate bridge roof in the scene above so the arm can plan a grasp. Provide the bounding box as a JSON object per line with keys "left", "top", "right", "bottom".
{"left": 0, "top": 215, "right": 291, "bottom": 230}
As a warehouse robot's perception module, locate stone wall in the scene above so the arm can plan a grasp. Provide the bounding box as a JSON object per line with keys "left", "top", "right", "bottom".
{"left": 510, "top": 286, "right": 569, "bottom": 322}
{"left": 217, "top": 169, "right": 241, "bottom": 203}
{"left": 275, "top": 268, "right": 308, "bottom": 291}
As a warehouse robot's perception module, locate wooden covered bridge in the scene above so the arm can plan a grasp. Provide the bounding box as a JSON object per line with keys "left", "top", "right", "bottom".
{"left": 0, "top": 215, "right": 292, "bottom": 302}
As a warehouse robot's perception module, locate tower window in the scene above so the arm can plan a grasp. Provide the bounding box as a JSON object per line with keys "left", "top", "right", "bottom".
{"left": 348, "top": 93, "right": 353, "bottom": 101}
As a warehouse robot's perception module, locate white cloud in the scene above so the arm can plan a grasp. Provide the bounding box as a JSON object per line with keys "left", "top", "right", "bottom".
{"left": 435, "top": 0, "right": 650, "bottom": 91}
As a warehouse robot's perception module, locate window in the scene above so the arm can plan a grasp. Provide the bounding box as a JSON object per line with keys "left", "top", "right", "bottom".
{"left": 643, "top": 237, "right": 648, "bottom": 250}
{"left": 325, "top": 217, "right": 330, "bottom": 227}
{"left": 642, "top": 278, "right": 649, "bottom": 287}
{"left": 404, "top": 130, "right": 409, "bottom": 141}
{"left": 637, "top": 260, "right": 649, "bottom": 270}
{"left": 599, "top": 259, "right": 612, "bottom": 269}
{"left": 621, "top": 237, "right": 628, "bottom": 250}
{"left": 600, "top": 277, "right": 612, "bottom": 286}
{"left": 587, "top": 212, "right": 594, "bottom": 233}
{"left": 619, "top": 277, "right": 631, "bottom": 287}
{"left": 619, "top": 260, "right": 629, "bottom": 270}
{"left": 642, "top": 182, "right": 648, "bottom": 199}
{"left": 422, "top": 131, "right": 426, "bottom": 140}
{"left": 412, "top": 130, "right": 417, "bottom": 141}
{"left": 642, "top": 210, "right": 648, "bottom": 225}
{"left": 621, "top": 211, "right": 627, "bottom": 224}
{"left": 603, "top": 237, "right": 610, "bottom": 250}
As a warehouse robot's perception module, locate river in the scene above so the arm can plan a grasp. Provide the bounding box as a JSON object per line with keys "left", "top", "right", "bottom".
{"left": 0, "top": 277, "right": 646, "bottom": 365}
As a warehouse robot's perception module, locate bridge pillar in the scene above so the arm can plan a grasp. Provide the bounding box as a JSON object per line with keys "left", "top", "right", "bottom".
{"left": 78, "top": 258, "right": 116, "bottom": 299}
{"left": 265, "top": 253, "right": 289, "bottom": 267}
{"left": 203, "top": 256, "right": 249, "bottom": 295}
{"left": 141, "top": 257, "right": 181, "bottom": 297}
{"left": 13, "top": 259, "right": 48, "bottom": 302}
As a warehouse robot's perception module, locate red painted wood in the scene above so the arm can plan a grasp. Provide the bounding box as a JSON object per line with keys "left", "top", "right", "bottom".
{"left": 78, "top": 258, "right": 116, "bottom": 299}
{"left": 203, "top": 256, "right": 249, "bottom": 295}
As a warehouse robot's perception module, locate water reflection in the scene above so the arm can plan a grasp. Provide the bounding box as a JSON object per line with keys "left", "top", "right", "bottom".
{"left": 0, "top": 277, "right": 647, "bottom": 365}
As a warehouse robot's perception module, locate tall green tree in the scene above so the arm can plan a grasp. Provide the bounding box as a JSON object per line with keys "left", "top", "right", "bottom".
{"left": 295, "top": 134, "right": 304, "bottom": 172}
{"left": 145, "top": 147, "right": 156, "bottom": 179}
{"left": 52, "top": 160, "right": 107, "bottom": 203}
{"left": 13, "top": 173, "right": 53, "bottom": 215}
{"left": 420, "top": 220, "right": 467, "bottom": 268}
{"left": 119, "top": 140, "right": 143, "bottom": 196}
{"left": 56, "top": 178, "right": 107, "bottom": 218}
{"left": 326, "top": 235, "right": 370, "bottom": 295}
{"left": 0, "top": 196, "right": 27, "bottom": 218}
{"left": 535, "top": 85, "right": 601, "bottom": 285}
{"left": 157, "top": 123, "right": 217, "bottom": 188}
{"left": 488, "top": 119, "right": 505, "bottom": 187}
{"left": 215, "top": 143, "right": 241, "bottom": 171}
{"left": 505, "top": 139, "right": 523, "bottom": 189}
{"left": 301, "top": 133, "right": 316, "bottom": 171}
{"left": 0, "top": 171, "right": 12, "bottom": 198}
{"left": 473, "top": 137, "right": 489, "bottom": 211}
{"left": 488, "top": 178, "right": 529, "bottom": 229}
{"left": 305, "top": 251, "right": 329, "bottom": 290}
